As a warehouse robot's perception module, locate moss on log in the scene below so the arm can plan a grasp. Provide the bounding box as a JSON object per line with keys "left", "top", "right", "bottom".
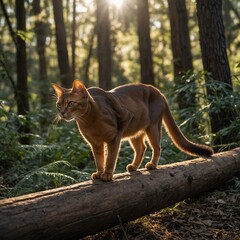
{"left": 0, "top": 148, "right": 240, "bottom": 240}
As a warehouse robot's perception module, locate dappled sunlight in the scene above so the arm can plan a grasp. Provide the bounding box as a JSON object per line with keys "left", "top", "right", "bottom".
{"left": 108, "top": 0, "right": 124, "bottom": 9}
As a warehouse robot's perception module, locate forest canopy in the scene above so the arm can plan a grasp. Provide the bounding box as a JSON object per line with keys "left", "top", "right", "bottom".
{"left": 0, "top": 0, "right": 240, "bottom": 198}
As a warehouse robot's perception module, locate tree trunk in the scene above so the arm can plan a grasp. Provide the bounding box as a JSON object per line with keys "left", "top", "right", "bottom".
{"left": 82, "top": 29, "right": 95, "bottom": 88}
{"left": 167, "top": 0, "right": 195, "bottom": 110}
{"left": 223, "top": 0, "right": 240, "bottom": 53}
{"left": 52, "top": 0, "right": 72, "bottom": 87}
{"left": 222, "top": 0, "right": 233, "bottom": 51}
{"left": 71, "top": 0, "right": 76, "bottom": 80}
{"left": 0, "top": 0, "right": 17, "bottom": 96}
{"left": 96, "top": 0, "right": 112, "bottom": 90}
{"left": 16, "top": 0, "right": 30, "bottom": 144}
{"left": 0, "top": 0, "right": 17, "bottom": 46}
{"left": 137, "top": 0, "right": 155, "bottom": 85}
{"left": 0, "top": 148, "right": 240, "bottom": 240}
{"left": 32, "top": 0, "right": 49, "bottom": 107}
{"left": 196, "top": 0, "right": 237, "bottom": 146}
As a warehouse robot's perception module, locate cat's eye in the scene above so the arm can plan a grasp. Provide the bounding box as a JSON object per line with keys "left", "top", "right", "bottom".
{"left": 68, "top": 101, "right": 76, "bottom": 108}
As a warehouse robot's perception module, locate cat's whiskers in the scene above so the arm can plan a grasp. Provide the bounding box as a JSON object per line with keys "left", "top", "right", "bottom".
{"left": 53, "top": 114, "right": 61, "bottom": 124}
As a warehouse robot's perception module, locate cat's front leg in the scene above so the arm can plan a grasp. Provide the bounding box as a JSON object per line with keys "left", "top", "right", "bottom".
{"left": 100, "top": 172, "right": 113, "bottom": 182}
{"left": 91, "top": 171, "right": 102, "bottom": 180}
{"left": 101, "top": 137, "right": 121, "bottom": 182}
{"left": 91, "top": 143, "right": 104, "bottom": 180}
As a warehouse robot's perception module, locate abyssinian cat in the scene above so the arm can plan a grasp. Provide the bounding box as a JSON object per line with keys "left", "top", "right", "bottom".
{"left": 52, "top": 80, "right": 213, "bottom": 181}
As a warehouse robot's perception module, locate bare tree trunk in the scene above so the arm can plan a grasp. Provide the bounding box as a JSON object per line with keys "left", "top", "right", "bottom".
{"left": 0, "top": 0, "right": 17, "bottom": 96}
{"left": 137, "top": 0, "right": 155, "bottom": 85}
{"left": 168, "top": 0, "right": 195, "bottom": 110}
{"left": 1, "top": 148, "right": 240, "bottom": 240}
{"left": 71, "top": 0, "right": 76, "bottom": 79}
{"left": 222, "top": 0, "right": 240, "bottom": 55}
{"left": 32, "top": 0, "right": 48, "bottom": 107}
{"left": 96, "top": 0, "right": 112, "bottom": 90}
{"left": 52, "top": 0, "right": 72, "bottom": 87}
{"left": 0, "top": 0, "right": 17, "bottom": 46}
{"left": 196, "top": 0, "right": 238, "bottom": 146}
{"left": 16, "top": 0, "right": 30, "bottom": 144}
{"left": 82, "top": 29, "right": 95, "bottom": 87}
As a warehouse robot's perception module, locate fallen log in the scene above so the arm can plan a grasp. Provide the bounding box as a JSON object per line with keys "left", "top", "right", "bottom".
{"left": 0, "top": 147, "right": 240, "bottom": 240}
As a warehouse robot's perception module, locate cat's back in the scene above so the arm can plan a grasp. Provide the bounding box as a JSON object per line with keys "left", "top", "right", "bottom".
{"left": 88, "top": 84, "right": 160, "bottom": 96}
{"left": 110, "top": 83, "right": 161, "bottom": 99}
{"left": 88, "top": 84, "right": 162, "bottom": 105}
{"left": 88, "top": 87, "right": 115, "bottom": 108}
{"left": 88, "top": 87, "right": 107, "bottom": 97}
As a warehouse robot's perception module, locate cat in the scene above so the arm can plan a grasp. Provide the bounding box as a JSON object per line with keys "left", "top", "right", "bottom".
{"left": 52, "top": 80, "right": 213, "bottom": 181}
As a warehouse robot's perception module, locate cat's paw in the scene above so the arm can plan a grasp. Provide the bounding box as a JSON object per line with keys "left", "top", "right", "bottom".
{"left": 101, "top": 172, "right": 113, "bottom": 182}
{"left": 91, "top": 171, "right": 102, "bottom": 180}
{"left": 126, "top": 164, "right": 137, "bottom": 172}
{"left": 145, "top": 162, "right": 157, "bottom": 170}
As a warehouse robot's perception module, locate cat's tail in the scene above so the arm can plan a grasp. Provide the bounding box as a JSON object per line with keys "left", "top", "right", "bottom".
{"left": 162, "top": 95, "right": 214, "bottom": 157}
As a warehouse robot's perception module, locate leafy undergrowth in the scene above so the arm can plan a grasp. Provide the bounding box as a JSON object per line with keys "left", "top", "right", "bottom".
{"left": 84, "top": 179, "right": 240, "bottom": 240}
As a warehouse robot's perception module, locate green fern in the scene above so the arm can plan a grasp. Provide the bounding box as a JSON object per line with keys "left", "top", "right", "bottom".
{"left": 9, "top": 161, "right": 78, "bottom": 197}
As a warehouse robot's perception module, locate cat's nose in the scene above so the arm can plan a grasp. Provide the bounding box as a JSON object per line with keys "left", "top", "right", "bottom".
{"left": 60, "top": 111, "right": 66, "bottom": 118}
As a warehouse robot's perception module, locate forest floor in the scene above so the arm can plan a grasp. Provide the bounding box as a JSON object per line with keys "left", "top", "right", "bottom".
{"left": 84, "top": 179, "right": 240, "bottom": 240}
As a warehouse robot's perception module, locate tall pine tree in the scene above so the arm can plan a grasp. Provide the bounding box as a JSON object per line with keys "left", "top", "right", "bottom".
{"left": 196, "top": 0, "right": 238, "bottom": 146}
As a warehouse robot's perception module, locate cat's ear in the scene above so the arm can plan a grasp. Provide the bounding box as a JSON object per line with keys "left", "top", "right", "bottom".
{"left": 52, "top": 83, "right": 64, "bottom": 98}
{"left": 72, "top": 79, "right": 86, "bottom": 94}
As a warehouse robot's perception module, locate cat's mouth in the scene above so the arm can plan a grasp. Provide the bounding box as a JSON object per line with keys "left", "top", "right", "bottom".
{"left": 61, "top": 115, "right": 75, "bottom": 122}
{"left": 57, "top": 112, "right": 75, "bottom": 122}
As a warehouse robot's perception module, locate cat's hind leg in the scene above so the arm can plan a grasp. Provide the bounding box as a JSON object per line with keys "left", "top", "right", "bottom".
{"left": 127, "top": 134, "right": 147, "bottom": 172}
{"left": 145, "top": 123, "right": 162, "bottom": 170}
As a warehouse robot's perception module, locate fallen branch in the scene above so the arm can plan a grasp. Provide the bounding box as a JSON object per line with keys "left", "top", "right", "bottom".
{"left": 0, "top": 148, "right": 240, "bottom": 240}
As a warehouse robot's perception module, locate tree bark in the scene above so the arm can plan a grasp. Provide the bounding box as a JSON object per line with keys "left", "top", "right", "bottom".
{"left": 32, "top": 0, "right": 49, "bottom": 107}
{"left": 71, "top": 0, "right": 76, "bottom": 80}
{"left": 96, "top": 0, "right": 112, "bottom": 90}
{"left": 0, "top": 0, "right": 17, "bottom": 95}
{"left": 16, "top": 0, "right": 30, "bottom": 144}
{"left": 137, "top": 0, "right": 155, "bottom": 85}
{"left": 0, "top": 0, "right": 17, "bottom": 46}
{"left": 82, "top": 29, "right": 95, "bottom": 88}
{"left": 16, "top": 0, "right": 29, "bottom": 115}
{"left": 168, "top": 0, "right": 195, "bottom": 110}
{"left": 52, "top": 0, "right": 72, "bottom": 87}
{"left": 196, "top": 0, "right": 238, "bottom": 146}
{"left": 0, "top": 148, "right": 240, "bottom": 240}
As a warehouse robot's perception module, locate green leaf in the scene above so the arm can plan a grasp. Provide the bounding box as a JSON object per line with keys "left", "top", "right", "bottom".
{"left": 16, "top": 30, "right": 30, "bottom": 42}
{"left": 235, "top": 62, "right": 240, "bottom": 68}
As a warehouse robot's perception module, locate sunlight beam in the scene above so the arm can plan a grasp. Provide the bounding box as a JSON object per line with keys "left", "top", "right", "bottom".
{"left": 108, "top": 0, "right": 124, "bottom": 9}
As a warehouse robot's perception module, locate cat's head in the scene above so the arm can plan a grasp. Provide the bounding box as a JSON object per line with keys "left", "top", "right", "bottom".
{"left": 52, "top": 80, "right": 90, "bottom": 122}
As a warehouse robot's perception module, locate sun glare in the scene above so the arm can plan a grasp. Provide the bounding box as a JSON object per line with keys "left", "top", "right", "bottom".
{"left": 108, "top": 0, "right": 124, "bottom": 8}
